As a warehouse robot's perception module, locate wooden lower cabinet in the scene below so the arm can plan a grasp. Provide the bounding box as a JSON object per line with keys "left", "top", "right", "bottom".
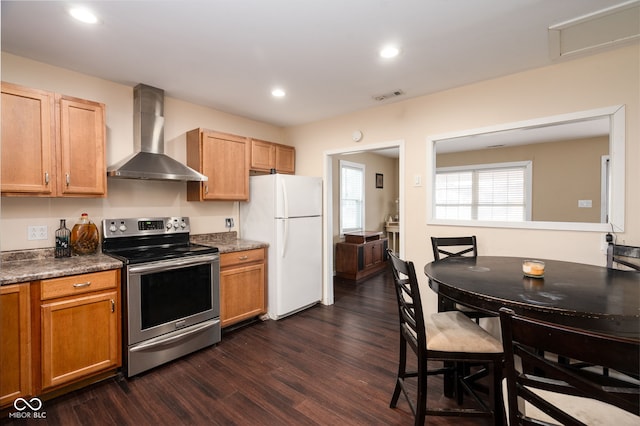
{"left": 0, "top": 283, "right": 32, "bottom": 408}
{"left": 38, "top": 270, "right": 121, "bottom": 392}
{"left": 220, "top": 248, "right": 267, "bottom": 327}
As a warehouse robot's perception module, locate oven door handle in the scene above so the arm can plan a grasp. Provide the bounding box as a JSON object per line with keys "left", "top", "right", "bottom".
{"left": 127, "top": 255, "right": 218, "bottom": 274}
{"left": 129, "top": 319, "right": 218, "bottom": 352}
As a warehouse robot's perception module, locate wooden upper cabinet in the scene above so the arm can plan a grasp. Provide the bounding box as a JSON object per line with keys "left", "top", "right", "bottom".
{"left": 57, "top": 95, "right": 106, "bottom": 196}
{"left": 1, "top": 82, "right": 107, "bottom": 197}
{"left": 187, "top": 129, "right": 249, "bottom": 201}
{"left": 274, "top": 143, "right": 295, "bottom": 174}
{"left": 250, "top": 139, "right": 275, "bottom": 172}
{"left": 249, "top": 138, "right": 295, "bottom": 174}
{"left": 1, "top": 82, "right": 56, "bottom": 195}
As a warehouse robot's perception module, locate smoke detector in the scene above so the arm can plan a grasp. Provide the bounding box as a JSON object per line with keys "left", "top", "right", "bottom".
{"left": 373, "top": 89, "right": 405, "bottom": 101}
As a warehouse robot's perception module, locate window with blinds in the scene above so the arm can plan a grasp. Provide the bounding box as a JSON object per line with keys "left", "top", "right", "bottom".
{"left": 340, "top": 160, "right": 365, "bottom": 234}
{"left": 435, "top": 161, "right": 532, "bottom": 221}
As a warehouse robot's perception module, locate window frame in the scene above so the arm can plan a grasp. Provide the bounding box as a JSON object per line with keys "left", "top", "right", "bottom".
{"left": 339, "top": 160, "right": 366, "bottom": 235}
{"left": 434, "top": 160, "right": 532, "bottom": 222}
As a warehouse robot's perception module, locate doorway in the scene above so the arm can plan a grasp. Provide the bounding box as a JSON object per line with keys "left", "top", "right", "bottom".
{"left": 322, "top": 140, "right": 405, "bottom": 305}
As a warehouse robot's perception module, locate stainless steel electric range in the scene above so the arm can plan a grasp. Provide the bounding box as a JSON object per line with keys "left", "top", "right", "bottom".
{"left": 102, "top": 217, "right": 220, "bottom": 377}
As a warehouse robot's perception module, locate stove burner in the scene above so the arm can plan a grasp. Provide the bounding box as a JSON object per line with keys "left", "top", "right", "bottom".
{"left": 106, "top": 243, "right": 219, "bottom": 264}
{"left": 101, "top": 216, "right": 219, "bottom": 264}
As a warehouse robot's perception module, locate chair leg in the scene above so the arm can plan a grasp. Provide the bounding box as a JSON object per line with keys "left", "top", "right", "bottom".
{"left": 415, "top": 360, "right": 427, "bottom": 426}
{"left": 455, "top": 362, "right": 465, "bottom": 405}
{"left": 489, "top": 360, "right": 505, "bottom": 426}
{"left": 390, "top": 336, "right": 407, "bottom": 408}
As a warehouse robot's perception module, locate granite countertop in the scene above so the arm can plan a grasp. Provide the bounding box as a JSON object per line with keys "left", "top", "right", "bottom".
{"left": 190, "top": 231, "right": 268, "bottom": 254}
{"left": 1, "top": 232, "right": 268, "bottom": 286}
{"left": 0, "top": 249, "right": 123, "bottom": 286}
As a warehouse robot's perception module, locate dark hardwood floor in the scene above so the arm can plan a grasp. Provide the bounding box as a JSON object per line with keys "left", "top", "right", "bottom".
{"left": 5, "top": 269, "right": 489, "bottom": 425}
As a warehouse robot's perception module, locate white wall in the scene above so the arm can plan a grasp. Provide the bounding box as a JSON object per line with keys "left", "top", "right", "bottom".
{"left": 2, "top": 45, "right": 638, "bottom": 315}
{"left": 1, "top": 53, "right": 285, "bottom": 251}
{"left": 284, "top": 44, "right": 639, "bottom": 313}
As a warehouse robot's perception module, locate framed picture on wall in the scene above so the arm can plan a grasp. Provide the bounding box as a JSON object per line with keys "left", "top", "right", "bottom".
{"left": 376, "top": 173, "right": 383, "bottom": 188}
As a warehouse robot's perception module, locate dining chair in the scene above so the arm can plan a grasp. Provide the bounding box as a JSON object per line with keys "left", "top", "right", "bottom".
{"left": 430, "top": 236, "right": 493, "bottom": 323}
{"left": 607, "top": 242, "right": 640, "bottom": 271}
{"left": 499, "top": 307, "right": 640, "bottom": 426}
{"left": 387, "top": 249, "right": 504, "bottom": 425}
{"left": 431, "top": 236, "right": 478, "bottom": 260}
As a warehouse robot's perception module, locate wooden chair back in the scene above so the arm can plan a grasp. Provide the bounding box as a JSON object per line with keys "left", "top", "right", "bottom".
{"left": 430, "top": 236, "right": 477, "bottom": 261}
{"left": 387, "top": 249, "right": 424, "bottom": 354}
{"left": 607, "top": 242, "right": 640, "bottom": 271}
{"left": 499, "top": 307, "right": 640, "bottom": 425}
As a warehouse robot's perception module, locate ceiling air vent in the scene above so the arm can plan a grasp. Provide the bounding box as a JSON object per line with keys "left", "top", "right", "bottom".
{"left": 373, "top": 89, "right": 404, "bottom": 101}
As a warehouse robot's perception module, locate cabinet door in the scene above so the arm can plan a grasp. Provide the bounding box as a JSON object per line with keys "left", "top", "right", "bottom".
{"left": 0, "top": 284, "right": 31, "bottom": 407}
{"left": 274, "top": 144, "right": 295, "bottom": 174}
{"left": 41, "top": 291, "right": 119, "bottom": 390}
{"left": 363, "top": 243, "right": 375, "bottom": 268}
{"left": 58, "top": 96, "right": 106, "bottom": 196}
{"left": 250, "top": 139, "right": 275, "bottom": 172}
{"left": 1, "top": 83, "right": 55, "bottom": 195}
{"left": 220, "top": 263, "right": 266, "bottom": 327}
{"left": 201, "top": 132, "right": 249, "bottom": 200}
{"left": 371, "top": 240, "right": 384, "bottom": 264}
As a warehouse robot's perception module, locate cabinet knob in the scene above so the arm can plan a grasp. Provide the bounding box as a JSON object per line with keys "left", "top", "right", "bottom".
{"left": 73, "top": 281, "right": 91, "bottom": 288}
{"left": 65, "top": 173, "right": 70, "bottom": 186}
{"left": 111, "top": 299, "right": 115, "bottom": 313}
{"left": 44, "top": 172, "right": 50, "bottom": 184}
{"left": 238, "top": 255, "right": 249, "bottom": 261}
{"left": 204, "top": 185, "right": 209, "bottom": 194}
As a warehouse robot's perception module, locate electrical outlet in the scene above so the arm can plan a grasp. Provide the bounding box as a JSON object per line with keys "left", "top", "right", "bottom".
{"left": 225, "top": 218, "right": 234, "bottom": 229}
{"left": 28, "top": 225, "right": 48, "bottom": 240}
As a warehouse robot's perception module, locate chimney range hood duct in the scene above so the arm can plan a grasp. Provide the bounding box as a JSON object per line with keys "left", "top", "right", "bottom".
{"left": 107, "top": 84, "right": 207, "bottom": 181}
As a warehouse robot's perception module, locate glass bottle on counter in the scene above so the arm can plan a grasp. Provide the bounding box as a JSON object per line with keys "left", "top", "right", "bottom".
{"left": 70, "top": 213, "right": 100, "bottom": 255}
{"left": 55, "top": 219, "right": 71, "bottom": 258}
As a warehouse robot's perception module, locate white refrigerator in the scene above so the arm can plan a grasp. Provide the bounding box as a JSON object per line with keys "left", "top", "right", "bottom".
{"left": 240, "top": 174, "right": 323, "bottom": 319}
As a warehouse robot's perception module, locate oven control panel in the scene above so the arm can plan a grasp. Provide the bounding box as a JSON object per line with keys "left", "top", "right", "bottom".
{"left": 103, "top": 217, "right": 190, "bottom": 238}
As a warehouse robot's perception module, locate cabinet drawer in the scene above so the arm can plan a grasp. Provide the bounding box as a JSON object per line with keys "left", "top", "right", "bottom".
{"left": 41, "top": 270, "right": 118, "bottom": 300}
{"left": 220, "top": 248, "right": 265, "bottom": 268}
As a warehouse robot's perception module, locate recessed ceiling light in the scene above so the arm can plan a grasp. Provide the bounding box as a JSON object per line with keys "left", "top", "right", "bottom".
{"left": 69, "top": 7, "right": 98, "bottom": 24}
{"left": 271, "top": 88, "right": 286, "bottom": 98}
{"left": 380, "top": 46, "right": 400, "bottom": 59}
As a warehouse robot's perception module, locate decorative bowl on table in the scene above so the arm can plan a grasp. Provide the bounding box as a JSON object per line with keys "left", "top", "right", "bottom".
{"left": 522, "top": 260, "right": 545, "bottom": 278}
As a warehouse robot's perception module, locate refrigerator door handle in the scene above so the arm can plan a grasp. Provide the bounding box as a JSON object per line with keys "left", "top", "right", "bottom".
{"left": 282, "top": 218, "right": 288, "bottom": 258}
{"left": 282, "top": 178, "right": 289, "bottom": 219}
{"left": 281, "top": 178, "right": 289, "bottom": 258}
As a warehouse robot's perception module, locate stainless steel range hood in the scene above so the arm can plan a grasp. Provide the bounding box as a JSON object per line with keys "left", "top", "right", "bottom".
{"left": 107, "top": 84, "right": 207, "bottom": 181}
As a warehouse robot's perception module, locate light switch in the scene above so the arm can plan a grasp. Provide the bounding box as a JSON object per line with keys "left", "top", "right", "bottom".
{"left": 414, "top": 174, "right": 422, "bottom": 187}
{"left": 578, "top": 199, "right": 592, "bottom": 208}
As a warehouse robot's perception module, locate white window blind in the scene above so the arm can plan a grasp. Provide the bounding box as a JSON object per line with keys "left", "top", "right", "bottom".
{"left": 435, "top": 161, "right": 531, "bottom": 221}
{"left": 340, "top": 160, "right": 365, "bottom": 234}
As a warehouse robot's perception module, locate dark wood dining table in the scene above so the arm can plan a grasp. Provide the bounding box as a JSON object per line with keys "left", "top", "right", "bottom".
{"left": 424, "top": 256, "right": 640, "bottom": 339}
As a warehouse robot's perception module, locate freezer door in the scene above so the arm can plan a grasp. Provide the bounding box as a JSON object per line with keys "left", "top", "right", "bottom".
{"left": 272, "top": 216, "right": 322, "bottom": 318}
{"left": 275, "top": 175, "right": 322, "bottom": 218}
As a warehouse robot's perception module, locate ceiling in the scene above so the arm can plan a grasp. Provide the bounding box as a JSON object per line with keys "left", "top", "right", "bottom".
{"left": 0, "top": 1, "right": 635, "bottom": 128}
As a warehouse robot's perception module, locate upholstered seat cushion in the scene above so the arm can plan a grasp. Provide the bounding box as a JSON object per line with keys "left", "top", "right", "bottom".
{"left": 509, "top": 385, "right": 640, "bottom": 426}
{"left": 425, "top": 310, "right": 503, "bottom": 353}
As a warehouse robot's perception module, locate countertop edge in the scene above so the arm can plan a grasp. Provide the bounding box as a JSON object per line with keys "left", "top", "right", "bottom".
{"left": 1, "top": 236, "right": 268, "bottom": 285}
